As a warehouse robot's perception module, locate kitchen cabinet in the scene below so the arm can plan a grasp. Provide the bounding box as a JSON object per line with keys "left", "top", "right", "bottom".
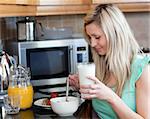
{"left": 0, "top": 0, "right": 37, "bottom": 17}
{"left": 0, "top": 0, "right": 18, "bottom": 4}
{"left": 0, "top": 0, "right": 91, "bottom": 17}
{"left": 37, "top": 0, "right": 91, "bottom": 5}
{"left": 92, "top": 0, "right": 150, "bottom": 4}
{"left": 0, "top": 0, "right": 90, "bottom": 5}
{"left": 92, "top": 0, "right": 150, "bottom": 12}
{"left": 0, "top": 0, "right": 149, "bottom": 17}
{"left": 0, "top": 5, "right": 36, "bottom": 17}
{"left": 117, "top": 3, "right": 150, "bottom": 12}
{"left": 36, "top": 0, "right": 91, "bottom": 16}
{"left": 0, "top": 0, "right": 37, "bottom": 5}
{"left": 36, "top": 5, "right": 90, "bottom": 16}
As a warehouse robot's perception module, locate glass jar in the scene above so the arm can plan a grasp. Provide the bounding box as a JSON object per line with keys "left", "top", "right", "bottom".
{"left": 8, "top": 65, "right": 33, "bottom": 109}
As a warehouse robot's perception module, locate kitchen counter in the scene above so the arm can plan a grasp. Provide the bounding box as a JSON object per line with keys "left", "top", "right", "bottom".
{"left": 0, "top": 102, "right": 78, "bottom": 119}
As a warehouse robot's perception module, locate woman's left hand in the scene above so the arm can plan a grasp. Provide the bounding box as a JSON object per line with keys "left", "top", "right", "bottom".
{"left": 79, "top": 76, "right": 116, "bottom": 102}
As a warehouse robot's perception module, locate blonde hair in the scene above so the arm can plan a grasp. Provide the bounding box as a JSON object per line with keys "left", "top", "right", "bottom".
{"left": 84, "top": 4, "right": 141, "bottom": 96}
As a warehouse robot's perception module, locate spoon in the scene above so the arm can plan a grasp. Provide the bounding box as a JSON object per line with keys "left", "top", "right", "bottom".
{"left": 66, "top": 78, "right": 69, "bottom": 102}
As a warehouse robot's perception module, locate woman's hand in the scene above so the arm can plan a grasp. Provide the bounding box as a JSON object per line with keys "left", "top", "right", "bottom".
{"left": 79, "top": 76, "right": 116, "bottom": 102}
{"left": 68, "top": 74, "right": 80, "bottom": 91}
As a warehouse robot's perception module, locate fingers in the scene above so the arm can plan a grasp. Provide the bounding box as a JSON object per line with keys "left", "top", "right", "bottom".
{"left": 80, "top": 88, "right": 97, "bottom": 94}
{"left": 86, "top": 75, "right": 100, "bottom": 84}
{"left": 82, "top": 94, "right": 97, "bottom": 99}
{"left": 68, "top": 74, "right": 80, "bottom": 90}
{"left": 80, "top": 88, "right": 98, "bottom": 99}
{"left": 68, "top": 74, "right": 79, "bottom": 83}
{"left": 80, "top": 84, "right": 100, "bottom": 89}
{"left": 80, "top": 83, "right": 101, "bottom": 99}
{"left": 80, "top": 84, "right": 99, "bottom": 94}
{"left": 69, "top": 74, "right": 78, "bottom": 80}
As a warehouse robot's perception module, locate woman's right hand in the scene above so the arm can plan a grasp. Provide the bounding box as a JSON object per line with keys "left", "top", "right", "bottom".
{"left": 68, "top": 74, "right": 80, "bottom": 91}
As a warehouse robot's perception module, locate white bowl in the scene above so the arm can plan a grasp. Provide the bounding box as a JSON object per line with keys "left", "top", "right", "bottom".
{"left": 50, "top": 96, "right": 79, "bottom": 116}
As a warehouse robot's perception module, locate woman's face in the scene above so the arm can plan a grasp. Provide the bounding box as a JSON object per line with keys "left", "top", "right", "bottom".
{"left": 85, "top": 22, "right": 108, "bottom": 55}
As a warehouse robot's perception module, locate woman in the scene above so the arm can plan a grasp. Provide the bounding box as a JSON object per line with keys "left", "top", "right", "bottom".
{"left": 69, "top": 4, "right": 150, "bottom": 119}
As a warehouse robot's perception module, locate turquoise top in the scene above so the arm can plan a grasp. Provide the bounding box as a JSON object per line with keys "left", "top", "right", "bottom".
{"left": 92, "top": 54, "right": 150, "bottom": 119}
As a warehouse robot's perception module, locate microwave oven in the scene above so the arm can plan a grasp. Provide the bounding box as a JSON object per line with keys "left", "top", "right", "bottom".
{"left": 6, "top": 38, "right": 89, "bottom": 99}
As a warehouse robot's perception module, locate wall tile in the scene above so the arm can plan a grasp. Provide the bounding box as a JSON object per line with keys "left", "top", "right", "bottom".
{"left": 0, "top": 12, "right": 149, "bottom": 49}
{"left": 125, "top": 12, "right": 150, "bottom": 48}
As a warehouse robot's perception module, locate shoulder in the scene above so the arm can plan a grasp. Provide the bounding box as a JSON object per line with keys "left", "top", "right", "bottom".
{"left": 136, "top": 64, "right": 150, "bottom": 87}
{"left": 130, "top": 54, "right": 150, "bottom": 82}
{"left": 132, "top": 54, "right": 150, "bottom": 68}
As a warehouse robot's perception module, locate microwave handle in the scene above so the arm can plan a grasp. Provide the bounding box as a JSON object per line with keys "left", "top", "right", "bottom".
{"left": 68, "top": 45, "right": 73, "bottom": 74}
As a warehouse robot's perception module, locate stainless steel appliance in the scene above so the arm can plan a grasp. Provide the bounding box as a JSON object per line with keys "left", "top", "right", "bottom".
{"left": 17, "top": 17, "right": 35, "bottom": 41}
{"left": 6, "top": 38, "right": 89, "bottom": 99}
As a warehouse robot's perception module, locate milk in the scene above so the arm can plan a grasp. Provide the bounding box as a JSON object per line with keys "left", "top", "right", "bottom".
{"left": 78, "top": 63, "right": 95, "bottom": 86}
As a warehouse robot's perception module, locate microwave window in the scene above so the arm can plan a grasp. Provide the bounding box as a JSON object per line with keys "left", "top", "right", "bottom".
{"left": 26, "top": 47, "right": 69, "bottom": 79}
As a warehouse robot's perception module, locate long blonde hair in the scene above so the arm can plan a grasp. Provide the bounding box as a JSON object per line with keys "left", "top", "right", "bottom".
{"left": 84, "top": 4, "right": 141, "bottom": 96}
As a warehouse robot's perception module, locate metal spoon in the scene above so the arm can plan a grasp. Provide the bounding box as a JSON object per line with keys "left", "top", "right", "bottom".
{"left": 66, "top": 78, "right": 69, "bottom": 102}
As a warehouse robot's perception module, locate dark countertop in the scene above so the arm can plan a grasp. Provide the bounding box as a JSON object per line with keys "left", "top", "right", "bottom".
{"left": 0, "top": 102, "right": 78, "bottom": 119}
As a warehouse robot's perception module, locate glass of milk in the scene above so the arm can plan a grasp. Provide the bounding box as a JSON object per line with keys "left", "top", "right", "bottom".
{"left": 77, "top": 63, "right": 95, "bottom": 97}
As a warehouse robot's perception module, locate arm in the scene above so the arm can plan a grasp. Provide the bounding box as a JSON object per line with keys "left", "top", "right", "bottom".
{"left": 80, "top": 65, "right": 150, "bottom": 119}
{"left": 136, "top": 64, "right": 150, "bottom": 119}
{"left": 109, "top": 65, "right": 150, "bottom": 119}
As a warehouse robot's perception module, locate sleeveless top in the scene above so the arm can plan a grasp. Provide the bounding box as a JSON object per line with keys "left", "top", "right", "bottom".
{"left": 92, "top": 54, "right": 150, "bottom": 119}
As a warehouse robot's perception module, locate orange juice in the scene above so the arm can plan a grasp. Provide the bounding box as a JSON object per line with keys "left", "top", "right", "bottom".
{"left": 8, "top": 85, "right": 33, "bottom": 109}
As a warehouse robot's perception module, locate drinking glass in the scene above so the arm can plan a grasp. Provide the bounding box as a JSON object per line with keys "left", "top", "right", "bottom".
{"left": 77, "top": 63, "right": 95, "bottom": 97}
{"left": 78, "top": 63, "right": 95, "bottom": 85}
{"left": 3, "top": 95, "right": 20, "bottom": 114}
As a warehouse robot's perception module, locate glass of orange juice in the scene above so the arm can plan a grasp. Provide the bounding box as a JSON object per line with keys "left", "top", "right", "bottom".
{"left": 8, "top": 65, "right": 34, "bottom": 109}
{"left": 8, "top": 85, "right": 33, "bottom": 109}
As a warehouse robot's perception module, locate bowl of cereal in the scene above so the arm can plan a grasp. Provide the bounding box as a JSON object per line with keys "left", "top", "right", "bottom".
{"left": 50, "top": 96, "right": 79, "bottom": 116}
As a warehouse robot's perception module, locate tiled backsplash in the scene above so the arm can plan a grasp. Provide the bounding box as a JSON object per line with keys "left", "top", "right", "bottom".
{"left": 0, "top": 12, "right": 149, "bottom": 49}
{"left": 35, "top": 15, "right": 84, "bottom": 38}
{"left": 124, "top": 12, "right": 150, "bottom": 48}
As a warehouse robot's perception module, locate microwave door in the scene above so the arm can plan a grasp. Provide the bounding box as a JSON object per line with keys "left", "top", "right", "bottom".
{"left": 26, "top": 46, "right": 71, "bottom": 81}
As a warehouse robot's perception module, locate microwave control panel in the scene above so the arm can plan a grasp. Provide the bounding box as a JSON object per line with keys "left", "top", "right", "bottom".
{"left": 73, "top": 38, "right": 89, "bottom": 73}
{"left": 76, "top": 46, "right": 88, "bottom": 63}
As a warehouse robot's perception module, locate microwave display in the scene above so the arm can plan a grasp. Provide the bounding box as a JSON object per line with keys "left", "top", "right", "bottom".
{"left": 26, "top": 47, "right": 69, "bottom": 80}
{"left": 77, "top": 47, "right": 86, "bottom": 51}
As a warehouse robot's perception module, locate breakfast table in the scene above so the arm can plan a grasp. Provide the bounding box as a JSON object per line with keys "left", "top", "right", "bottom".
{"left": 0, "top": 101, "right": 77, "bottom": 119}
